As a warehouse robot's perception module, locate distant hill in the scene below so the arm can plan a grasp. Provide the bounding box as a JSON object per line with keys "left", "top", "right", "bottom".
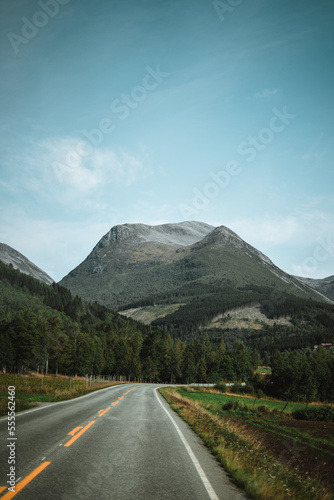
{"left": 59, "top": 222, "right": 331, "bottom": 336}
{"left": 0, "top": 243, "right": 54, "bottom": 285}
{"left": 294, "top": 275, "right": 334, "bottom": 302}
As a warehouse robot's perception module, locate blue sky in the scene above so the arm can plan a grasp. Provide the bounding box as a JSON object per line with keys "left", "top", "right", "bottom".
{"left": 0, "top": 0, "right": 333, "bottom": 281}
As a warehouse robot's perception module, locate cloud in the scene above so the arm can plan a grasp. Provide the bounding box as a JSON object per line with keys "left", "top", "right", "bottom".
{"left": 2, "top": 137, "right": 153, "bottom": 207}
{"left": 32, "top": 137, "right": 152, "bottom": 190}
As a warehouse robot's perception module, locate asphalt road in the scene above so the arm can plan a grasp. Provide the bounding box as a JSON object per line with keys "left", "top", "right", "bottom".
{"left": 0, "top": 384, "right": 247, "bottom": 499}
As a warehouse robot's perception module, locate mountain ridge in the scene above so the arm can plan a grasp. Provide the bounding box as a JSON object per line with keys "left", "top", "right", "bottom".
{"left": 92, "top": 221, "right": 214, "bottom": 250}
{"left": 0, "top": 243, "right": 54, "bottom": 285}
{"left": 294, "top": 275, "right": 334, "bottom": 302}
{"left": 59, "top": 222, "right": 332, "bottom": 320}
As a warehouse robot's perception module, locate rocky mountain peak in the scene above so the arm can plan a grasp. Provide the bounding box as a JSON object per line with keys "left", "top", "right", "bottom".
{"left": 59, "top": 220, "right": 332, "bottom": 310}
{"left": 95, "top": 221, "right": 214, "bottom": 251}
{"left": 200, "top": 225, "right": 244, "bottom": 247}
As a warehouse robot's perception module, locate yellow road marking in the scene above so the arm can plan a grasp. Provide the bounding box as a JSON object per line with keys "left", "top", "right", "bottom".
{"left": 68, "top": 426, "right": 83, "bottom": 436}
{"left": 98, "top": 407, "right": 111, "bottom": 417}
{"left": 1, "top": 461, "right": 51, "bottom": 499}
{"left": 64, "top": 421, "right": 95, "bottom": 447}
{"left": 0, "top": 487, "right": 7, "bottom": 493}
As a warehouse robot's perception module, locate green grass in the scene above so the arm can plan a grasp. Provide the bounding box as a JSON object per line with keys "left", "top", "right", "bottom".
{"left": 179, "top": 387, "right": 306, "bottom": 414}
{"left": 160, "top": 386, "right": 334, "bottom": 500}
{"left": 0, "top": 390, "right": 55, "bottom": 402}
{"left": 0, "top": 390, "right": 56, "bottom": 415}
{"left": 255, "top": 366, "right": 272, "bottom": 374}
{"left": 179, "top": 388, "right": 334, "bottom": 454}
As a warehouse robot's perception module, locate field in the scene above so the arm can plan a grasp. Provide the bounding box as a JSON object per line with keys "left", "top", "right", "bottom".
{"left": 119, "top": 303, "right": 184, "bottom": 324}
{"left": 160, "top": 386, "right": 334, "bottom": 500}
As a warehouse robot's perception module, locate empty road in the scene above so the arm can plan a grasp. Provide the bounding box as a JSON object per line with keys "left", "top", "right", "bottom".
{"left": 0, "top": 384, "right": 246, "bottom": 499}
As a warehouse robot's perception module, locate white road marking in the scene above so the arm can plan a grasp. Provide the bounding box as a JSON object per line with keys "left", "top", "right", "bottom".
{"left": 155, "top": 388, "right": 219, "bottom": 500}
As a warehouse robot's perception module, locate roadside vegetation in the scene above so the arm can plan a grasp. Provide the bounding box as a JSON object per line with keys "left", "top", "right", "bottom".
{"left": 160, "top": 386, "right": 334, "bottom": 500}
{"left": 0, "top": 372, "right": 126, "bottom": 416}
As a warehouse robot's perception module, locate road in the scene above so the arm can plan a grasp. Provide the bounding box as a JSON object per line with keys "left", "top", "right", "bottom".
{"left": 0, "top": 384, "right": 247, "bottom": 499}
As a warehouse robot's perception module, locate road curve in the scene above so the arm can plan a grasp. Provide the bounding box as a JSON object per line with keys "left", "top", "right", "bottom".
{"left": 0, "top": 384, "right": 246, "bottom": 499}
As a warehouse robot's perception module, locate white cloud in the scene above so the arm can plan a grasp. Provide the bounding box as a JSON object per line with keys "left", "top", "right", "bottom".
{"left": 2, "top": 137, "right": 154, "bottom": 209}
{"left": 31, "top": 137, "right": 152, "bottom": 190}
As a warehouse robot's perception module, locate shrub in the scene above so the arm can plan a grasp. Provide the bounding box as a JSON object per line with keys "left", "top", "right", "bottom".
{"left": 256, "top": 404, "right": 271, "bottom": 415}
{"left": 243, "top": 382, "right": 255, "bottom": 395}
{"left": 292, "top": 406, "right": 334, "bottom": 422}
{"left": 222, "top": 400, "right": 235, "bottom": 411}
{"left": 232, "top": 383, "right": 244, "bottom": 394}
{"left": 214, "top": 382, "right": 227, "bottom": 393}
{"left": 222, "top": 400, "right": 250, "bottom": 414}
{"left": 231, "top": 382, "right": 255, "bottom": 395}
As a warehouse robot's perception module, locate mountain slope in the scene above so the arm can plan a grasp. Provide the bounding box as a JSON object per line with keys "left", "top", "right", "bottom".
{"left": 294, "top": 275, "right": 334, "bottom": 301}
{"left": 59, "top": 222, "right": 326, "bottom": 319}
{"left": 0, "top": 243, "right": 54, "bottom": 285}
{"left": 59, "top": 222, "right": 214, "bottom": 308}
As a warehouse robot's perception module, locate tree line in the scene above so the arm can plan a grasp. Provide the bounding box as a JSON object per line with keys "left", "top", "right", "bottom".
{"left": 269, "top": 347, "right": 334, "bottom": 403}
{"left": 0, "top": 305, "right": 259, "bottom": 383}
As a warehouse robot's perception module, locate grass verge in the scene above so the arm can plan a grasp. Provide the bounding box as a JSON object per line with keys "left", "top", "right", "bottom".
{"left": 0, "top": 373, "right": 128, "bottom": 417}
{"left": 159, "top": 386, "right": 334, "bottom": 500}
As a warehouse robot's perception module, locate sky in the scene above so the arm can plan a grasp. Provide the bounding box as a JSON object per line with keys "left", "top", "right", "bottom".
{"left": 0, "top": 0, "right": 333, "bottom": 282}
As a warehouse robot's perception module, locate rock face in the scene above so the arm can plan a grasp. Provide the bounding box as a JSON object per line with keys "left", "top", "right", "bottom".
{"left": 59, "top": 221, "right": 328, "bottom": 311}
{"left": 94, "top": 221, "right": 214, "bottom": 249}
{"left": 0, "top": 243, "right": 54, "bottom": 285}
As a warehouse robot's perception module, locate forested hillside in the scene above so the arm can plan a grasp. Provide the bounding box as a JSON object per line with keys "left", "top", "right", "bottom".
{"left": 140, "top": 283, "right": 334, "bottom": 348}
{"left": 0, "top": 260, "right": 257, "bottom": 383}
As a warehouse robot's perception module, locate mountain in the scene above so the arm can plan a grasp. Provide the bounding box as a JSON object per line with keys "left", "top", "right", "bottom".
{"left": 0, "top": 243, "right": 54, "bottom": 285}
{"left": 59, "top": 222, "right": 329, "bottom": 329}
{"left": 294, "top": 275, "right": 334, "bottom": 302}
{"left": 59, "top": 221, "right": 214, "bottom": 308}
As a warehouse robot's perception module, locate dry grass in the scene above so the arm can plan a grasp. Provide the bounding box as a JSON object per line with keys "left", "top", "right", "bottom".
{"left": 0, "top": 372, "right": 129, "bottom": 416}
{"left": 160, "top": 387, "right": 333, "bottom": 500}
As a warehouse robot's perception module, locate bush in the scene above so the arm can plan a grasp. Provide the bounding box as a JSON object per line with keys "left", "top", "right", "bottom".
{"left": 256, "top": 404, "right": 271, "bottom": 415}
{"left": 292, "top": 406, "right": 334, "bottom": 422}
{"left": 232, "top": 383, "right": 244, "bottom": 394}
{"left": 243, "top": 382, "right": 255, "bottom": 395}
{"left": 231, "top": 382, "right": 255, "bottom": 395}
{"left": 222, "top": 400, "right": 250, "bottom": 414}
{"left": 222, "top": 400, "right": 235, "bottom": 411}
{"left": 250, "top": 372, "right": 270, "bottom": 396}
{"left": 214, "top": 382, "right": 226, "bottom": 393}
